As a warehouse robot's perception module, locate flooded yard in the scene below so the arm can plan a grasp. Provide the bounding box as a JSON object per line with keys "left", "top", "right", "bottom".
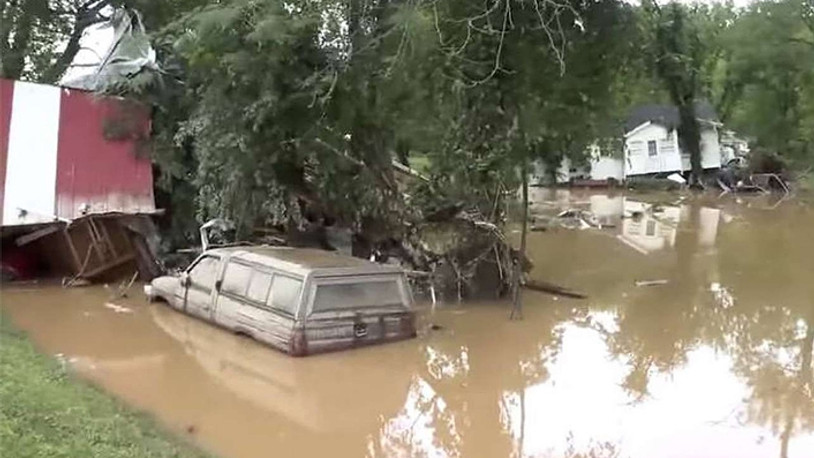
{"left": 2, "top": 191, "right": 813, "bottom": 458}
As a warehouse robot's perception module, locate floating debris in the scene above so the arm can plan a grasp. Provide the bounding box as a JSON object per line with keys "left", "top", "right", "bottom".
{"left": 524, "top": 279, "right": 587, "bottom": 299}
{"left": 635, "top": 279, "right": 669, "bottom": 287}
{"left": 667, "top": 173, "right": 687, "bottom": 184}
{"left": 103, "top": 303, "right": 133, "bottom": 314}
{"left": 710, "top": 282, "right": 735, "bottom": 309}
{"left": 63, "top": 278, "right": 91, "bottom": 287}
{"left": 556, "top": 209, "right": 601, "bottom": 230}
{"left": 54, "top": 353, "right": 79, "bottom": 370}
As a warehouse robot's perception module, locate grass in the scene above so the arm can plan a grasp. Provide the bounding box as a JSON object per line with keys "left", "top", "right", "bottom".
{"left": 0, "top": 316, "right": 209, "bottom": 458}
{"left": 408, "top": 154, "right": 432, "bottom": 174}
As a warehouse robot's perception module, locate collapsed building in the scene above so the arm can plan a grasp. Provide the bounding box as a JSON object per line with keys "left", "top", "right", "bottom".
{"left": 0, "top": 78, "right": 160, "bottom": 282}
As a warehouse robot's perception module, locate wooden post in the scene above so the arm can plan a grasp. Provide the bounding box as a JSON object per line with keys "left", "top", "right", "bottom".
{"left": 511, "top": 161, "right": 529, "bottom": 320}
{"left": 63, "top": 228, "right": 82, "bottom": 273}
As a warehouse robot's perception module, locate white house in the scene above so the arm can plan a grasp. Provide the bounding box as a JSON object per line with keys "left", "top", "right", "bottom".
{"left": 585, "top": 143, "right": 624, "bottom": 181}
{"left": 623, "top": 103, "right": 734, "bottom": 177}
{"left": 529, "top": 103, "right": 743, "bottom": 184}
{"left": 529, "top": 143, "right": 624, "bottom": 185}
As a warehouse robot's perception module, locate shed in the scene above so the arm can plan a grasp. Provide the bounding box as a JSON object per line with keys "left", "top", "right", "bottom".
{"left": 0, "top": 78, "right": 159, "bottom": 281}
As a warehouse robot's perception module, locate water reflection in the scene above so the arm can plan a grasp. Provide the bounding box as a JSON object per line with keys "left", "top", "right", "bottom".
{"left": 1, "top": 191, "right": 812, "bottom": 458}
{"left": 150, "top": 303, "right": 418, "bottom": 435}
{"left": 586, "top": 194, "right": 719, "bottom": 255}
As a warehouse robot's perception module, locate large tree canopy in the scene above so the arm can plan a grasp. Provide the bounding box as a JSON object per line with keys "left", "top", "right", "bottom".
{"left": 103, "top": 0, "right": 639, "bottom": 243}
{"left": 5, "top": 0, "right": 812, "bottom": 242}
{"left": 721, "top": 0, "right": 814, "bottom": 167}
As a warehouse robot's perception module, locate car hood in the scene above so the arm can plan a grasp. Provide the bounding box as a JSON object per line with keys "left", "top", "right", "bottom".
{"left": 151, "top": 275, "right": 180, "bottom": 295}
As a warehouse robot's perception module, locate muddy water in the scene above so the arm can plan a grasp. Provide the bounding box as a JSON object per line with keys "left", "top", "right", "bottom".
{"left": 3, "top": 191, "right": 814, "bottom": 458}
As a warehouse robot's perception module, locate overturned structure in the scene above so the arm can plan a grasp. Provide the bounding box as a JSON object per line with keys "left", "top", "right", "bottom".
{"left": 0, "top": 78, "right": 160, "bottom": 282}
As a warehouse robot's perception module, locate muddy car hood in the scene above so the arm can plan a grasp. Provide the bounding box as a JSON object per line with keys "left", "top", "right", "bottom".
{"left": 149, "top": 275, "right": 180, "bottom": 297}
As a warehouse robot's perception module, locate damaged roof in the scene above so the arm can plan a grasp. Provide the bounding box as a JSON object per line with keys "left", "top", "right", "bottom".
{"left": 624, "top": 102, "right": 719, "bottom": 133}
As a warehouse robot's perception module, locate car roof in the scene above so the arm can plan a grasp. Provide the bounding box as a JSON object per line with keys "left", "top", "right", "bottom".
{"left": 206, "top": 246, "right": 403, "bottom": 277}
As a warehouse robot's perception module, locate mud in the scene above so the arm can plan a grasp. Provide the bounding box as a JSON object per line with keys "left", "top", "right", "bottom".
{"left": 2, "top": 190, "right": 814, "bottom": 458}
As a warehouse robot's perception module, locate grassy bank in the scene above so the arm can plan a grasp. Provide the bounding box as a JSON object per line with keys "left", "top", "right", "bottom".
{"left": 0, "top": 316, "right": 208, "bottom": 458}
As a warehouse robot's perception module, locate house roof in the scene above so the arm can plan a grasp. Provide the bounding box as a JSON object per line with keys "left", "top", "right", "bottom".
{"left": 624, "top": 102, "right": 718, "bottom": 133}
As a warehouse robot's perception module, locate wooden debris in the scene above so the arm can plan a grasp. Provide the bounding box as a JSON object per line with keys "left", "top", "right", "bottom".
{"left": 523, "top": 279, "right": 587, "bottom": 299}
{"left": 635, "top": 279, "right": 669, "bottom": 287}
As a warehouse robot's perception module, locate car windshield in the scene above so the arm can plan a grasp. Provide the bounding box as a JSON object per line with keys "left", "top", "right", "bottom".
{"left": 312, "top": 278, "right": 404, "bottom": 312}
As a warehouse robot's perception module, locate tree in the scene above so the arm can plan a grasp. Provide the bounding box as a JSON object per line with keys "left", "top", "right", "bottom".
{"left": 642, "top": 1, "right": 712, "bottom": 185}
{"left": 113, "top": 0, "right": 634, "bottom": 245}
{"left": 0, "top": 0, "right": 116, "bottom": 82}
{"left": 411, "top": 0, "right": 639, "bottom": 205}
{"left": 721, "top": 0, "right": 814, "bottom": 169}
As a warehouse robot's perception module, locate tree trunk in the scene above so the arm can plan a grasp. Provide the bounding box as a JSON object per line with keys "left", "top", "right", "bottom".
{"left": 511, "top": 161, "right": 528, "bottom": 320}
{"left": 520, "top": 168, "right": 528, "bottom": 262}
{"left": 41, "top": 0, "right": 111, "bottom": 83}
{"left": 41, "top": 28, "right": 83, "bottom": 84}
{"left": 677, "top": 103, "right": 703, "bottom": 186}
{"left": 395, "top": 139, "right": 409, "bottom": 166}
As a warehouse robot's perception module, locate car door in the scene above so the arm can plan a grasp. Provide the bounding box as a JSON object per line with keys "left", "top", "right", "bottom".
{"left": 184, "top": 255, "right": 221, "bottom": 320}
{"left": 262, "top": 272, "right": 303, "bottom": 350}
{"left": 236, "top": 268, "right": 275, "bottom": 341}
{"left": 213, "top": 263, "right": 299, "bottom": 352}
{"left": 213, "top": 260, "right": 253, "bottom": 332}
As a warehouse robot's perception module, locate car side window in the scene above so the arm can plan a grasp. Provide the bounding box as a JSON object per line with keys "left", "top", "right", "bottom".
{"left": 246, "top": 271, "right": 273, "bottom": 304}
{"left": 267, "top": 275, "right": 303, "bottom": 315}
{"left": 222, "top": 262, "right": 252, "bottom": 297}
{"left": 188, "top": 256, "right": 220, "bottom": 291}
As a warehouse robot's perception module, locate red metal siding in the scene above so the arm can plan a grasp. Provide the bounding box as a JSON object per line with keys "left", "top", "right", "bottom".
{"left": 55, "top": 88, "right": 154, "bottom": 220}
{"left": 0, "top": 79, "right": 14, "bottom": 219}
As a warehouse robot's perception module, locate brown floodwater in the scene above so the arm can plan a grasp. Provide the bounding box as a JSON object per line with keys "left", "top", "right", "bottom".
{"left": 2, "top": 190, "right": 814, "bottom": 458}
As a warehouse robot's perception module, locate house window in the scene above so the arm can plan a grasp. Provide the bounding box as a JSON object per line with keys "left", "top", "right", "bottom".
{"left": 647, "top": 140, "right": 658, "bottom": 157}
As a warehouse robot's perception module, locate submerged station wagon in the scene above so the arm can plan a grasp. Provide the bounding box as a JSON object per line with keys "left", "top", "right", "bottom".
{"left": 145, "top": 247, "right": 416, "bottom": 356}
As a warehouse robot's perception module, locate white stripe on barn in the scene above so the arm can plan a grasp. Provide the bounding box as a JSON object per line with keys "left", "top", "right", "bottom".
{"left": 3, "top": 81, "right": 61, "bottom": 225}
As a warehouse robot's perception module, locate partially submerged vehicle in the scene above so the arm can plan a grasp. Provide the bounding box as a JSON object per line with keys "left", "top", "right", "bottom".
{"left": 145, "top": 246, "right": 416, "bottom": 356}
